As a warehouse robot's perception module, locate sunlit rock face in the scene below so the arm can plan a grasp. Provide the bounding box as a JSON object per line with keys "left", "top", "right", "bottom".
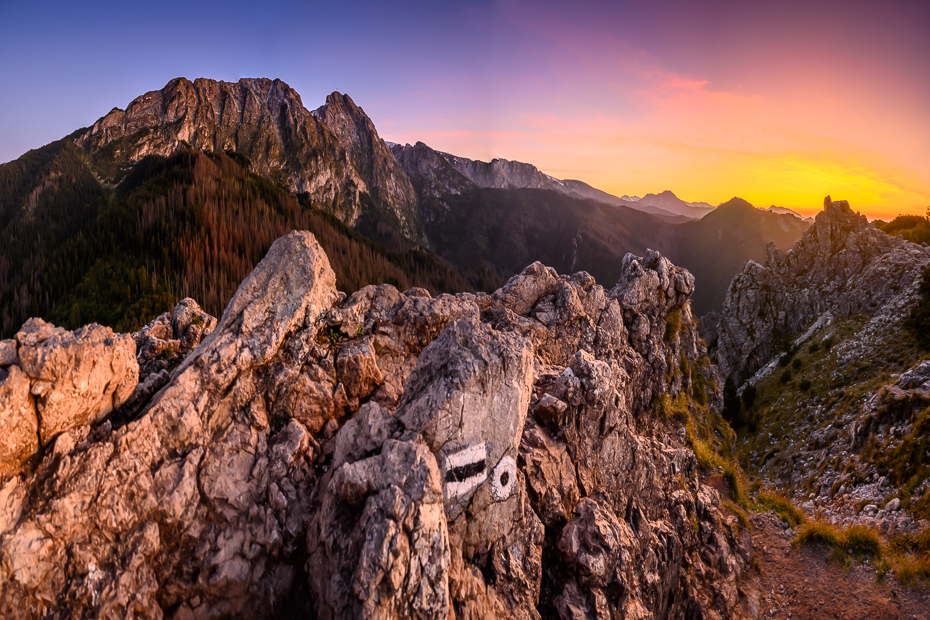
{"left": 76, "top": 77, "right": 422, "bottom": 241}
{"left": 0, "top": 319, "right": 138, "bottom": 477}
{"left": 715, "top": 197, "right": 930, "bottom": 383}
{"left": 0, "top": 231, "right": 749, "bottom": 619}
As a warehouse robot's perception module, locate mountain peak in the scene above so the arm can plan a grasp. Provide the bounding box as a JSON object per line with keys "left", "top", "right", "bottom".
{"left": 321, "top": 91, "right": 361, "bottom": 115}
{"left": 715, "top": 197, "right": 754, "bottom": 211}
{"left": 74, "top": 77, "right": 421, "bottom": 240}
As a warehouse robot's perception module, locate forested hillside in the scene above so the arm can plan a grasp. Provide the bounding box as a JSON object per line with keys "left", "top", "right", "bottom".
{"left": 0, "top": 149, "right": 492, "bottom": 337}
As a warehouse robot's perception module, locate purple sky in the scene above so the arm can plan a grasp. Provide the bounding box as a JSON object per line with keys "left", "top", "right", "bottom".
{"left": 2, "top": 0, "right": 928, "bottom": 216}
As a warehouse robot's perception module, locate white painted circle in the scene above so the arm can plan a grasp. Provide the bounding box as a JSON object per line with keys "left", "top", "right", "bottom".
{"left": 491, "top": 455, "right": 517, "bottom": 501}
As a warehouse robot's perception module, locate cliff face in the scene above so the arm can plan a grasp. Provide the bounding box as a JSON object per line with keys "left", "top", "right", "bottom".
{"left": 313, "top": 93, "right": 421, "bottom": 240}
{"left": 0, "top": 231, "right": 749, "bottom": 619}
{"left": 715, "top": 197, "right": 930, "bottom": 382}
{"left": 75, "top": 78, "right": 422, "bottom": 241}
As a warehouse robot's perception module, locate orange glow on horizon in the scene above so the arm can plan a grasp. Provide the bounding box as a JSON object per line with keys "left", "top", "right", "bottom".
{"left": 382, "top": 62, "right": 930, "bottom": 222}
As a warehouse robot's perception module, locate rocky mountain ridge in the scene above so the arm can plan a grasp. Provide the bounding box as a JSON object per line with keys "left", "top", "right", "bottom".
{"left": 0, "top": 231, "right": 753, "bottom": 619}
{"left": 714, "top": 196, "right": 930, "bottom": 383}
{"left": 75, "top": 77, "right": 422, "bottom": 241}
{"left": 709, "top": 196, "right": 930, "bottom": 545}
{"left": 390, "top": 142, "right": 810, "bottom": 315}
{"left": 402, "top": 144, "right": 704, "bottom": 222}
{"left": 634, "top": 191, "right": 715, "bottom": 220}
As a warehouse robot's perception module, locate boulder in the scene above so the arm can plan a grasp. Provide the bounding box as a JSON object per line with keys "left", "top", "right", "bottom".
{"left": 0, "top": 339, "right": 17, "bottom": 366}
{"left": 16, "top": 319, "right": 138, "bottom": 445}
{"left": 133, "top": 298, "right": 217, "bottom": 380}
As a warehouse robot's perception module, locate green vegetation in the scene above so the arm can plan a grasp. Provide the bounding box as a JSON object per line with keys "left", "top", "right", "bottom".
{"left": 0, "top": 150, "right": 490, "bottom": 337}
{"left": 655, "top": 387, "right": 736, "bottom": 473}
{"left": 887, "top": 528, "right": 930, "bottom": 585}
{"left": 756, "top": 490, "right": 806, "bottom": 527}
{"left": 875, "top": 209, "right": 930, "bottom": 245}
{"left": 795, "top": 521, "right": 882, "bottom": 570}
{"left": 862, "top": 391, "right": 930, "bottom": 519}
{"left": 796, "top": 520, "right": 930, "bottom": 584}
{"left": 663, "top": 309, "right": 681, "bottom": 344}
{"left": 735, "top": 312, "right": 921, "bottom": 510}
{"left": 0, "top": 135, "right": 110, "bottom": 334}
{"left": 723, "top": 464, "right": 746, "bottom": 506}
{"left": 723, "top": 500, "right": 751, "bottom": 531}
{"left": 722, "top": 375, "right": 742, "bottom": 427}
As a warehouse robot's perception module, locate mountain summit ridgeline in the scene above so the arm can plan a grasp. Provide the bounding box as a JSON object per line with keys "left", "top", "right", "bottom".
{"left": 76, "top": 77, "right": 422, "bottom": 241}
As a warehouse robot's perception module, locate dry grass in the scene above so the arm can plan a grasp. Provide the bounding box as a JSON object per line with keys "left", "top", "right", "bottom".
{"left": 757, "top": 490, "right": 806, "bottom": 527}
{"left": 794, "top": 520, "right": 930, "bottom": 585}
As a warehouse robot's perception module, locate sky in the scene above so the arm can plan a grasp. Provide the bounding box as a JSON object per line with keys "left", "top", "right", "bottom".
{"left": 1, "top": 0, "right": 928, "bottom": 219}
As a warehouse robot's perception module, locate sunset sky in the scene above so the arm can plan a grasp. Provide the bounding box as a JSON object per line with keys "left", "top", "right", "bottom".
{"left": 1, "top": 0, "right": 928, "bottom": 219}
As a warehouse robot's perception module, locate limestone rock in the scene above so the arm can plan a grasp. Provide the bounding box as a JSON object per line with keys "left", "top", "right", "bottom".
{"left": 715, "top": 198, "right": 930, "bottom": 382}
{"left": 395, "top": 317, "right": 534, "bottom": 520}
{"left": 336, "top": 335, "right": 383, "bottom": 399}
{"left": 0, "top": 339, "right": 17, "bottom": 366}
{"left": 0, "top": 233, "right": 743, "bottom": 620}
{"left": 16, "top": 319, "right": 138, "bottom": 445}
{"left": 0, "top": 366, "right": 38, "bottom": 478}
{"left": 133, "top": 298, "right": 216, "bottom": 380}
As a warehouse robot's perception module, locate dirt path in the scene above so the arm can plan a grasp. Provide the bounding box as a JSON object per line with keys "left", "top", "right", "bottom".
{"left": 742, "top": 512, "right": 930, "bottom": 619}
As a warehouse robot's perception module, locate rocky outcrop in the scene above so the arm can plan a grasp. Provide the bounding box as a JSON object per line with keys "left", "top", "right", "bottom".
{"left": 75, "top": 78, "right": 422, "bottom": 241}
{"left": 715, "top": 197, "right": 930, "bottom": 382}
{"left": 0, "top": 231, "right": 749, "bottom": 619}
{"left": 0, "top": 320, "right": 138, "bottom": 477}
{"left": 133, "top": 297, "right": 217, "bottom": 380}
{"left": 442, "top": 152, "right": 562, "bottom": 192}
{"left": 389, "top": 142, "right": 478, "bottom": 217}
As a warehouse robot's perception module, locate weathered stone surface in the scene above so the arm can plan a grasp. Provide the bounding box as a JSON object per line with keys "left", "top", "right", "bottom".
{"left": 77, "top": 78, "right": 422, "bottom": 241}
{"left": 0, "top": 233, "right": 746, "bottom": 620}
{"left": 133, "top": 298, "right": 216, "bottom": 381}
{"left": 0, "top": 231, "right": 337, "bottom": 618}
{"left": 0, "top": 366, "right": 38, "bottom": 478}
{"left": 336, "top": 335, "right": 383, "bottom": 399}
{"left": 715, "top": 198, "right": 930, "bottom": 382}
{"left": 396, "top": 317, "right": 534, "bottom": 519}
{"left": 16, "top": 320, "right": 138, "bottom": 445}
{"left": 0, "top": 339, "right": 17, "bottom": 366}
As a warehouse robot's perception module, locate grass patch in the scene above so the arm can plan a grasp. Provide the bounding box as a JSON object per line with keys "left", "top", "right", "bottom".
{"left": 797, "top": 521, "right": 930, "bottom": 585}
{"left": 796, "top": 521, "right": 882, "bottom": 570}
{"left": 724, "top": 500, "right": 751, "bottom": 531}
{"left": 723, "top": 465, "right": 746, "bottom": 506}
{"left": 664, "top": 310, "right": 681, "bottom": 344}
{"left": 757, "top": 490, "right": 806, "bottom": 527}
{"left": 887, "top": 528, "right": 930, "bottom": 586}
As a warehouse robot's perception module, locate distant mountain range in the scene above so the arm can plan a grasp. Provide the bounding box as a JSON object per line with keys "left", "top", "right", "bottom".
{"left": 760, "top": 205, "right": 814, "bottom": 222}
{"left": 0, "top": 77, "right": 813, "bottom": 336}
